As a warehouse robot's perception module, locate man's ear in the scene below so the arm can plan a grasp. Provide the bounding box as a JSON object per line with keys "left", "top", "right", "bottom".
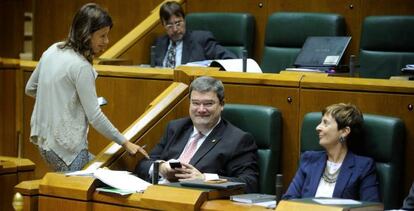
{"left": 341, "top": 126, "right": 351, "bottom": 138}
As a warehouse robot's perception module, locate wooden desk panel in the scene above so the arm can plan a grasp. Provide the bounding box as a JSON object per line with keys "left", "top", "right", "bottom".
{"left": 0, "top": 156, "right": 35, "bottom": 211}
{"left": 0, "top": 60, "right": 18, "bottom": 156}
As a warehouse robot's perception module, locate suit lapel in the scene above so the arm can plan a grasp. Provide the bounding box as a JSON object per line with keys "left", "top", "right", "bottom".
{"left": 190, "top": 120, "right": 225, "bottom": 165}
{"left": 181, "top": 32, "right": 192, "bottom": 64}
{"left": 164, "top": 119, "right": 193, "bottom": 159}
{"left": 333, "top": 151, "right": 354, "bottom": 197}
{"left": 308, "top": 153, "right": 327, "bottom": 196}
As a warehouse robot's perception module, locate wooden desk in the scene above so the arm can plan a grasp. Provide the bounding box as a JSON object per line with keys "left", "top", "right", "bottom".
{"left": 276, "top": 198, "right": 383, "bottom": 211}
{"left": 0, "top": 156, "right": 35, "bottom": 211}
{"left": 17, "top": 173, "right": 245, "bottom": 211}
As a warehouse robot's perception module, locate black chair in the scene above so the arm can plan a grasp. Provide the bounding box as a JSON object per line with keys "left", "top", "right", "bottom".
{"left": 222, "top": 104, "right": 281, "bottom": 194}
{"left": 186, "top": 12, "right": 255, "bottom": 58}
{"left": 261, "top": 12, "right": 346, "bottom": 73}
{"left": 300, "top": 112, "right": 405, "bottom": 209}
{"left": 359, "top": 15, "right": 414, "bottom": 79}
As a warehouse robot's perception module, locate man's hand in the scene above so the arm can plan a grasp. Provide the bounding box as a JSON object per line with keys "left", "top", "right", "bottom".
{"left": 175, "top": 163, "right": 205, "bottom": 181}
{"left": 159, "top": 161, "right": 179, "bottom": 182}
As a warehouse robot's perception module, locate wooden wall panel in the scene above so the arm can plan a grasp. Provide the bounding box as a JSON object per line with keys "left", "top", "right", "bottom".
{"left": 0, "top": 68, "right": 17, "bottom": 156}
{"left": 0, "top": 174, "right": 17, "bottom": 211}
{"left": 300, "top": 89, "right": 414, "bottom": 201}
{"left": 29, "top": 0, "right": 414, "bottom": 66}
{"left": 0, "top": 0, "right": 24, "bottom": 58}
{"left": 33, "top": 0, "right": 164, "bottom": 63}
{"left": 361, "top": 0, "right": 414, "bottom": 16}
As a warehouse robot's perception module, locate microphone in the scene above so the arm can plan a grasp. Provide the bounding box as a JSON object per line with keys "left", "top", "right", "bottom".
{"left": 349, "top": 55, "right": 357, "bottom": 77}
{"left": 242, "top": 49, "right": 247, "bottom": 72}
{"left": 275, "top": 174, "right": 283, "bottom": 205}
{"left": 152, "top": 161, "right": 159, "bottom": 184}
{"left": 150, "top": 45, "right": 156, "bottom": 67}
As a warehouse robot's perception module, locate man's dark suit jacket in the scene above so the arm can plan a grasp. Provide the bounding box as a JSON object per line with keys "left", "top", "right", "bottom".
{"left": 403, "top": 182, "right": 414, "bottom": 210}
{"left": 153, "top": 30, "right": 237, "bottom": 67}
{"left": 135, "top": 117, "right": 259, "bottom": 193}
{"left": 283, "top": 151, "right": 380, "bottom": 202}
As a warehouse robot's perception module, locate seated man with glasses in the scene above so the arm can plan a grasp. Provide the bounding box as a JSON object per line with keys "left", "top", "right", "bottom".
{"left": 153, "top": 1, "right": 237, "bottom": 68}
{"left": 135, "top": 76, "right": 259, "bottom": 193}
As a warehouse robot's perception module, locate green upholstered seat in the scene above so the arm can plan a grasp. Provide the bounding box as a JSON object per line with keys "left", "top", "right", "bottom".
{"left": 185, "top": 13, "right": 255, "bottom": 58}
{"left": 222, "top": 104, "right": 281, "bottom": 194}
{"left": 261, "top": 12, "right": 346, "bottom": 73}
{"left": 300, "top": 112, "right": 405, "bottom": 209}
{"left": 359, "top": 16, "right": 414, "bottom": 79}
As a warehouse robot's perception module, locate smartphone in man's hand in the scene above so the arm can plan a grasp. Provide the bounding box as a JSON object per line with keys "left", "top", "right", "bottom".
{"left": 169, "top": 160, "right": 182, "bottom": 169}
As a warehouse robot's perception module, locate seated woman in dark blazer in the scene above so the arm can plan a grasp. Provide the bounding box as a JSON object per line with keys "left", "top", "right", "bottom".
{"left": 283, "top": 103, "right": 380, "bottom": 202}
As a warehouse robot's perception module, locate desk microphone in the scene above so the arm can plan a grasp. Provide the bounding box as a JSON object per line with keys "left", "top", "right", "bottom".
{"left": 150, "top": 45, "right": 156, "bottom": 67}
{"left": 152, "top": 161, "right": 159, "bottom": 184}
{"left": 275, "top": 174, "right": 283, "bottom": 205}
{"left": 242, "top": 49, "right": 247, "bottom": 72}
{"left": 349, "top": 55, "right": 356, "bottom": 77}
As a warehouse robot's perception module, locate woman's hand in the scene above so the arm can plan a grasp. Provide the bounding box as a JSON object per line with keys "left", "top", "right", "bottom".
{"left": 122, "top": 141, "right": 150, "bottom": 159}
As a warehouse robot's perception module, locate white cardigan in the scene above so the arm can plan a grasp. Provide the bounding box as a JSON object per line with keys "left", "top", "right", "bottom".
{"left": 25, "top": 42, "right": 126, "bottom": 165}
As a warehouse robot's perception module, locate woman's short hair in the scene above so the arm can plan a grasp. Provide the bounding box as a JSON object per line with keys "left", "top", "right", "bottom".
{"left": 59, "top": 3, "right": 113, "bottom": 63}
{"left": 322, "top": 103, "right": 364, "bottom": 144}
{"left": 159, "top": 1, "right": 185, "bottom": 24}
{"left": 189, "top": 76, "right": 224, "bottom": 104}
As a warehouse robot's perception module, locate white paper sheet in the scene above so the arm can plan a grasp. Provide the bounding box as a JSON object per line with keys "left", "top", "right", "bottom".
{"left": 313, "top": 198, "right": 362, "bottom": 205}
{"left": 93, "top": 168, "right": 151, "bottom": 192}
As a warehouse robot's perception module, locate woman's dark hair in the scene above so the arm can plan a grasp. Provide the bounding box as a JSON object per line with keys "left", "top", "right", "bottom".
{"left": 322, "top": 103, "right": 364, "bottom": 147}
{"left": 59, "top": 3, "right": 112, "bottom": 63}
{"left": 159, "top": 1, "right": 185, "bottom": 24}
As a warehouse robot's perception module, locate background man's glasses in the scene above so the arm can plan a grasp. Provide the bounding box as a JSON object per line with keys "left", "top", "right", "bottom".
{"left": 165, "top": 20, "right": 183, "bottom": 30}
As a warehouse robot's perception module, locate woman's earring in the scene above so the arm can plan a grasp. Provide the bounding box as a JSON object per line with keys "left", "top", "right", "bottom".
{"left": 339, "top": 136, "right": 346, "bottom": 143}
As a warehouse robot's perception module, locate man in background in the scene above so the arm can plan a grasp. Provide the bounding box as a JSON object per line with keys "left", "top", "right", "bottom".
{"left": 135, "top": 76, "right": 258, "bottom": 193}
{"left": 153, "top": 1, "right": 236, "bottom": 68}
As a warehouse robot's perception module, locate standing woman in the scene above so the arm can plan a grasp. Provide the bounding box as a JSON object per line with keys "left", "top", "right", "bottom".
{"left": 283, "top": 103, "right": 380, "bottom": 201}
{"left": 25, "top": 3, "right": 148, "bottom": 172}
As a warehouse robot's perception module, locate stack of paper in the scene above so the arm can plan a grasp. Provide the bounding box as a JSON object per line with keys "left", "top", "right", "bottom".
{"left": 66, "top": 168, "right": 151, "bottom": 194}
{"left": 94, "top": 168, "right": 151, "bottom": 193}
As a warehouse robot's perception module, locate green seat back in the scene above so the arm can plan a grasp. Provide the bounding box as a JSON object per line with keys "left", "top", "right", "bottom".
{"left": 359, "top": 16, "right": 414, "bottom": 79}
{"left": 222, "top": 104, "right": 281, "bottom": 194}
{"left": 261, "top": 12, "right": 346, "bottom": 73}
{"left": 186, "top": 13, "right": 255, "bottom": 58}
{"left": 300, "top": 112, "right": 405, "bottom": 209}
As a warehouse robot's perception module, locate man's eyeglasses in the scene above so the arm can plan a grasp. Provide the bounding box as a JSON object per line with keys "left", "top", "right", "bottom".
{"left": 165, "top": 20, "right": 183, "bottom": 30}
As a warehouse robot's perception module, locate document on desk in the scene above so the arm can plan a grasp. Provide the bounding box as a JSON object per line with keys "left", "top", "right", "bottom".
{"left": 313, "top": 198, "right": 362, "bottom": 205}
{"left": 93, "top": 168, "right": 151, "bottom": 193}
{"left": 209, "top": 59, "right": 262, "bottom": 73}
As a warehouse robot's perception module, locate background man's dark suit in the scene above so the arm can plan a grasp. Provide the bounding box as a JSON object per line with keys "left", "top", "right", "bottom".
{"left": 135, "top": 117, "right": 259, "bottom": 193}
{"left": 153, "top": 30, "right": 237, "bottom": 67}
